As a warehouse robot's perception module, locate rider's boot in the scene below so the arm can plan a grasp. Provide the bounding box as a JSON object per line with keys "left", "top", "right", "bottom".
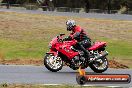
{"left": 79, "top": 44, "right": 90, "bottom": 60}
{"left": 79, "top": 44, "right": 95, "bottom": 63}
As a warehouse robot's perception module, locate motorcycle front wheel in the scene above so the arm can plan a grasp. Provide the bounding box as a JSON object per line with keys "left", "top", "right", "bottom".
{"left": 89, "top": 57, "right": 108, "bottom": 73}
{"left": 44, "top": 54, "right": 63, "bottom": 72}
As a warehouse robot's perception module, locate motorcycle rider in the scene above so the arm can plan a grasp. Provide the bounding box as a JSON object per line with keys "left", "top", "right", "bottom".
{"left": 63, "top": 20, "right": 91, "bottom": 60}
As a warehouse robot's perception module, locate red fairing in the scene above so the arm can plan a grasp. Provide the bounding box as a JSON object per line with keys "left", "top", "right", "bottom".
{"left": 47, "top": 34, "right": 107, "bottom": 61}
{"left": 57, "top": 40, "right": 79, "bottom": 59}
{"left": 48, "top": 36, "right": 79, "bottom": 60}
{"left": 88, "top": 42, "right": 106, "bottom": 51}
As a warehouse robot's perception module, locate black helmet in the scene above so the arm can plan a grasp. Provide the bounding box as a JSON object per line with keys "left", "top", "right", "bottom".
{"left": 66, "top": 20, "right": 76, "bottom": 31}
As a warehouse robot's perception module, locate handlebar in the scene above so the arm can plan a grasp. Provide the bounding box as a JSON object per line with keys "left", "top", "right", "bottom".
{"left": 57, "top": 33, "right": 65, "bottom": 43}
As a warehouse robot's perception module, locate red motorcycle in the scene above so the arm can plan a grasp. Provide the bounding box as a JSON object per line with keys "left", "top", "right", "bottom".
{"left": 44, "top": 34, "right": 108, "bottom": 73}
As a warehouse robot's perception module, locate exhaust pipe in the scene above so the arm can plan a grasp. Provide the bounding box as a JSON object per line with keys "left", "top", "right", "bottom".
{"left": 95, "top": 51, "right": 108, "bottom": 60}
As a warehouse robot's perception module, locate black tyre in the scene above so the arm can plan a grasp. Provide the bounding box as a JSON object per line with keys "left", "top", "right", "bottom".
{"left": 89, "top": 57, "right": 108, "bottom": 73}
{"left": 44, "top": 54, "right": 63, "bottom": 72}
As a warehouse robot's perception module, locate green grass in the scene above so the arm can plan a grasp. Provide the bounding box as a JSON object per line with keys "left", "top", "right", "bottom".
{"left": 0, "top": 35, "right": 131, "bottom": 60}
{"left": 97, "top": 37, "right": 132, "bottom": 60}
{"left": 0, "top": 38, "right": 49, "bottom": 60}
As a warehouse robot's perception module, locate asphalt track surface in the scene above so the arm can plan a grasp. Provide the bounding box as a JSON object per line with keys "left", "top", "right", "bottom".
{"left": 0, "top": 65, "right": 131, "bottom": 87}
{"left": 0, "top": 9, "right": 132, "bottom": 87}
{"left": 0, "top": 8, "right": 132, "bottom": 21}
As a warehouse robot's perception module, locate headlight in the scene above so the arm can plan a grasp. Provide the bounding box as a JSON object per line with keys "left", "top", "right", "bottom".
{"left": 48, "top": 43, "right": 52, "bottom": 49}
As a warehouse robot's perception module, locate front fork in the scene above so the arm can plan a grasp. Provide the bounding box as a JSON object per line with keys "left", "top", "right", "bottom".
{"left": 53, "top": 51, "right": 59, "bottom": 60}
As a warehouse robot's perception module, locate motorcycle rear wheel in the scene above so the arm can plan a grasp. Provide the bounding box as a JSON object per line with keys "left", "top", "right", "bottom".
{"left": 89, "top": 57, "right": 108, "bottom": 73}
{"left": 44, "top": 54, "right": 63, "bottom": 72}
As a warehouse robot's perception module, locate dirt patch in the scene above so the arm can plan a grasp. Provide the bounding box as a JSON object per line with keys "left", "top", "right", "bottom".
{"left": 0, "top": 59, "right": 43, "bottom": 66}
{"left": 0, "top": 59, "right": 129, "bottom": 69}
{"left": 109, "top": 59, "right": 129, "bottom": 69}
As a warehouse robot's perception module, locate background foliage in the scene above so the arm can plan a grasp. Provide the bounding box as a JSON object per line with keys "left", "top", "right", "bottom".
{"left": 1, "top": 0, "right": 132, "bottom": 10}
